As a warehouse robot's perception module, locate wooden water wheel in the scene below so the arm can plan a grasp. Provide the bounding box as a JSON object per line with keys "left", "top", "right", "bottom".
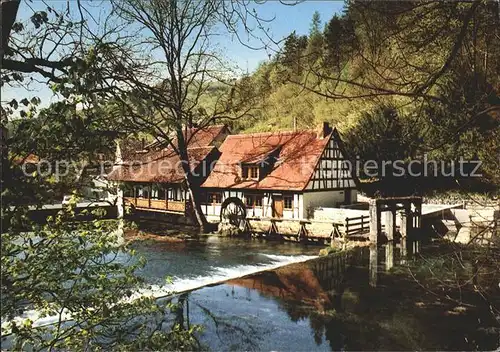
{"left": 220, "top": 197, "right": 246, "bottom": 227}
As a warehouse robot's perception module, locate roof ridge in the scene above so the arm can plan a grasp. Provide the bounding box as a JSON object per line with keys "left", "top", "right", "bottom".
{"left": 186, "top": 145, "right": 216, "bottom": 150}
{"left": 227, "top": 129, "right": 316, "bottom": 139}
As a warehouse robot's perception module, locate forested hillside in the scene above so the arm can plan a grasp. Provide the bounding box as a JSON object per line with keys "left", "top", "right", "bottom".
{"left": 230, "top": 1, "right": 499, "bottom": 188}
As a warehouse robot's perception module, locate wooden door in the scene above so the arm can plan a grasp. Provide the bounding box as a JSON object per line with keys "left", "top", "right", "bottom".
{"left": 273, "top": 196, "right": 283, "bottom": 218}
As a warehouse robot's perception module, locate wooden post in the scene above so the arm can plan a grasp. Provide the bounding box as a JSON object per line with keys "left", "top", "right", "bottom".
{"left": 385, "top": 241, "right": 394, "bottom": 271}
{"left": 369, "top": 199, "right": 379, "bottom": 244}
{"left": 345, "top": 217, "right": 349, "bottom": 237}
{"left": 117, "top": 184, "right": 124, "bottom": 219}
{"left": 165, "top": 186, "right": 168, "bottom": 210}
{"left": 133, "top": 185, "right": 137, "bottom": 206}
{"left": 400, "top": 205, "right": 410, "bottom": 239}
{"left": 148, "top": 184, "right": 152, "bottom": 208}
{"left": 330, "top": 223, "right": 335, "bottom": 248}
{"left": 297, "top": 222, "right": 303, "bottom": 242}
{"left": 384, "top": 208, "right": 396, "bottom": 241}
{"left": 414, "top": 198, "right": 422, "bottom": 230}
{"left": 399, "top": 206, "right": 410, "bottom": 259}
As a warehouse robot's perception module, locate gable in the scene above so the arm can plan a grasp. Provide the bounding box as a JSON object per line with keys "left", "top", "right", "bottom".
{"left": 305, "top": 132, "right": 357, "bottom": 190}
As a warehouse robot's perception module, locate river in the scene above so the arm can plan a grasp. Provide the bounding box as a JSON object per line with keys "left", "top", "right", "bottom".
{"left": 129, "top": 237, "right": 500, "bottom": 351}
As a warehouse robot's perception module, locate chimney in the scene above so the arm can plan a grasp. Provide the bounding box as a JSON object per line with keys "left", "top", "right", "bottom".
{"left": 317, "top": 121, "right": 332, "bottom": 139}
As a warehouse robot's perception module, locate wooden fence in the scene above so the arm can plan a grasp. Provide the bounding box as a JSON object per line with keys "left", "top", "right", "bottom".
{"left": 125, "top": 197, "right": 185, "bottom": 213}
{"left": 242, "top": 214, "right": 371, "bottom": 245}
{"left": 344, "top": 215, "right": 370, "bottom": 237}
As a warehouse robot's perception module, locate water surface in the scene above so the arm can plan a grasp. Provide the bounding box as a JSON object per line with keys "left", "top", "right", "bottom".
{"left": 132, "top": 239, "right": 499, "bottom": 351}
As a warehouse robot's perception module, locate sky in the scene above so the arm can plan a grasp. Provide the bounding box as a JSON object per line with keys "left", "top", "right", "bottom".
{"left": 2, "top": 0, "right": 346, "bottom": 109}
{"left": 222, "top": 1, "right": 345, "bottom": 72}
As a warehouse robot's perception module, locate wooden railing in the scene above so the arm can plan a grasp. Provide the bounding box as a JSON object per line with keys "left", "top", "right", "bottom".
{"left": 124, "top": 197, "right": 185, "bottom": 213}
{"left": 344, "top": 215, "right": 370, "bottom": 237}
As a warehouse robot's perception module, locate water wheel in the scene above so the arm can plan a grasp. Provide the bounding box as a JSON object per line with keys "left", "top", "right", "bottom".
{"left": 220, "top": 197, "right": 246, "bottom": 227}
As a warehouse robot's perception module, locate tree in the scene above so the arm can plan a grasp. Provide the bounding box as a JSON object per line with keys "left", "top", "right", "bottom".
{"left": 309, "top": 11, "right": 321, "bottom": 37}
{"left": 1, "top": 205, "right": 201, "bottom": 350}
{"left": 323, "top": 14, "right": 357, "bottom": 71}
{"left": 1, "top": 1, "right": 203, "bottom": 348}
{"left": 305, "top": 11, "right": 323, "bottom": 64}
{"left": 99, "top": 0, "right": 267, "bottom": 231}
{"left": 287, "top": 1, "right": 499, "bottom": 187}
{"left": 345, "top": 105, "right": 418, "bottom": 164}
{"left": 279, "top": 31, "right": 308, "bottom": 78}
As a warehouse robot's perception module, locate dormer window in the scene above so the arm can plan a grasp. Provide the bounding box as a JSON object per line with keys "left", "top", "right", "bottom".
{"left": 242, "top": 165, "right": 259, "bottom": 180}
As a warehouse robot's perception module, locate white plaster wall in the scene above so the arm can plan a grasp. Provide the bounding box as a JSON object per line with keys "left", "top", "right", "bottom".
{"left": 313, "top": 207, "right": 369, "bottom": 222}
{"left": 293, "top": 193, "right": 301, "bottom": 219}
{"left": 350, "top": 189, "right": 358, "bottom": 203}
{"left": 201, "top": 190, "right": 302, "bottom": 220}
{"left": 303, "top": 190, "right": 346, "bottom": 218}
{"left": 247, "top": 207, "right": 264, "bottom": 217}
{"left": 203, "top": 204, "right": 221, "bottom": 216}
{"left": 298, "top": 194, "right": 304, "bottom": 219}
{"left": 283, "top": 210, "right": 294, "bottom": 218}
{"left": 263, "top": 193, "right": 273, "bottom": 217}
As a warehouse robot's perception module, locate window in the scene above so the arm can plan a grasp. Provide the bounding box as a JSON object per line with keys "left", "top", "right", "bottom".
{"left": 245, "top": 194, "right": 263, "bottom": 208}
{"left": 242, "top": 165, "right": 259, "bottom": 180}
{"left": 151, "top": 185, "right": 159, "bottom": 199}
{"left": 255, "top": 196, "right": 262, "bottom": 207}
{"left": 157, "top": 186, "right": 166, "bottom": 200}
{"left": 207, "top": 192, "right": 222, "bottom": 204}
{"left": 151, "top": 185, "right": 166, "bottom": 200}
{"left": 284, "top": 196, "right": 293, "bottom": 209}
{"left": 250, "top": 166, "right": 258, "bottom": 179}
{"left": 167, "top": 188, "right": 181, "bottom": 201}
{"left": 138, "top": 186, "right": 149, "bottom": 198}
{"left": 124, "top": 185, "right": 134, "bottom": 197}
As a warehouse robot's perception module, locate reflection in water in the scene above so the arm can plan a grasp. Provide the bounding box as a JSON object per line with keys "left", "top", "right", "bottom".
{"left": 412, "top": 240, "right": 420, "bottom": 255}
{"left": 167, "top": 247, "right": 393, "bottom": 349}
{"left": 369, "top": 245, "right": 378, "bottom": 287}
{"left": 155, "top": 241, "right": 496, "bottom": 351}
{"left": 400, "top": 238, "right": 407, "bottom": 264}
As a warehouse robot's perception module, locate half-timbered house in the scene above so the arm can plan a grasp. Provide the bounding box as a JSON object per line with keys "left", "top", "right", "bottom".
{"left": 201, "top": 122, "right": 359, "bottom": 221}
{"left": 107, "top": 125, "right": 229, "bottom": 214}
{"left": 109, "top": 122, "right": 359, "bottom": 222}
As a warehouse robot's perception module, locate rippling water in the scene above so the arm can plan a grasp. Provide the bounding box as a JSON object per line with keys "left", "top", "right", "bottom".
{"left": 131, "top": 240, "right": 499, "bottom": 351}
{"left": 131, "top": 237, "right": 319, "bottom": 295}
{"left": 5, "top": 233, "right": 498, "bottom": 351}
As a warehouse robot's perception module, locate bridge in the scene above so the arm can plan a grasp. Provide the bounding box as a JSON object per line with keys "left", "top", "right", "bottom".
{"left": 7, "top": 201, "right": 118, "bottom": 224}
{"left": 238, "top": 198, "right": 466, "bottom": 246}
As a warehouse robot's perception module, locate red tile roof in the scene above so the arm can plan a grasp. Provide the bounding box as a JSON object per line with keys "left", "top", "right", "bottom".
{"left": 108, "top": 125, "right": 226, "bottom": 183}
{"left": 107, "top": 146, "right": 217, "bottom": 183}
{"left": 143, "top": 124, "right": 228, "bottom": 151}
{"left": 201, "top": 130, "right": 331, "bottom": 191}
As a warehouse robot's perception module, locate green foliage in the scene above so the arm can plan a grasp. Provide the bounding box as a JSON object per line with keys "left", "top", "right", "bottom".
{"left": 309, "top": 11, "right": 321, "bottom": 37}
{"left": 319, "top": 246, "right": 341, "bottom": 257}
{"left": 1, "top": 205, "right": 201, "bottom": 350}
{"left": 230, "top": 1, "right": 498, "bottom": 191}
{"left": 344, "top": 104, "right": 420, "bottom": 164}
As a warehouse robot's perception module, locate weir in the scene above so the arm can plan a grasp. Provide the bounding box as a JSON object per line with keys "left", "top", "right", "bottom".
{"left": 1, "top": 251, "right": 317, "bottom": 334}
